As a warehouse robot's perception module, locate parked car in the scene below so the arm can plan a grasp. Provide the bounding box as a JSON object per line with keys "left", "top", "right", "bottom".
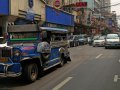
{"left": 78, "top": 35, "right": 87, "bottom": 45}
{"left": 105, "top": 34, "right": 120, "bottom": 49}
{"left": 87, "top": 37, "right": 93, "bottom": 45}
{"left": 93, "top": 36, "right": 105, "bottom": 47}
{"left": 68, "top": 35, "right": 79, "bottom": 47}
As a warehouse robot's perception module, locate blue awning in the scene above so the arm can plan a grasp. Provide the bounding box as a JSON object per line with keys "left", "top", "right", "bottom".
{"left": 40, "top": 27, "right": 68, "bottom": 33}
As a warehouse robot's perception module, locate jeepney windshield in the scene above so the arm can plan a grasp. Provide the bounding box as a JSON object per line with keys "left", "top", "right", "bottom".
{"left": 9, "top": 32, "right": 38, "bottom": 41}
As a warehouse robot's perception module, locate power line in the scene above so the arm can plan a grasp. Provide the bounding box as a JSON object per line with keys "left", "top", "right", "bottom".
{"left": 101, "top": 3, "right": 120, "bottom": 9}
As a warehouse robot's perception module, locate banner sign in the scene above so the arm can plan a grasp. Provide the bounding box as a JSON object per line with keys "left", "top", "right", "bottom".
{"left": 68, "top": 2, "right": 87, "bottom": 8}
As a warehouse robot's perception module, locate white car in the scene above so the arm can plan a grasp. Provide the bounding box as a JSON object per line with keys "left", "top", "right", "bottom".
{"left": 93, "top": 36, "right": 105, "bottom": 47}
{"left": 105, "top": 34, "right": 120, "bottom": 49}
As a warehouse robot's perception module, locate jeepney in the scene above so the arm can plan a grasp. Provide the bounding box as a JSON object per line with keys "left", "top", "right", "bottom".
{"left": 0, "top": 24, "right": 71, "bottom": 83}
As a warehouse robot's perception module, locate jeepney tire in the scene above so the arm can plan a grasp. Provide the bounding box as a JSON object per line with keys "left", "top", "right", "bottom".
{"left": 24, "top": 63, "right": 38, "bottom": 83}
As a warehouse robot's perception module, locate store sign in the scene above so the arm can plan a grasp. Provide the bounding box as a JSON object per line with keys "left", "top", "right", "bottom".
{"left": 70, "top": 2, "right": 87, "bottom": 7}
{"left": 53, "top": 0, "right": 61, "bottom": 9}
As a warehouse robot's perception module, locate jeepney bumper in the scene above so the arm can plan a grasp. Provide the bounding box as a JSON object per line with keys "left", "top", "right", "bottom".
{"left": 0, "top": 63, "right": 21, "bottom": 77}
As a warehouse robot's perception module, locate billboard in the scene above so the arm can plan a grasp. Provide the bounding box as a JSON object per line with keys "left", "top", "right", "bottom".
{"left": 46, "top": 6, "right": 74, "bottom": 26}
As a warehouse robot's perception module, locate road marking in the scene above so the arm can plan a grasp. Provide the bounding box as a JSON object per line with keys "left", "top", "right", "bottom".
{"left": 114, "top": 75, "right": 119, "bottom": 82}
{"left": 96, "top": 54, "right": 103, "bottom": 59}
{"left": 52, "top": 77, "right": 73, "bottom": 90}
{"left": 78, "top": 48, "right": 82, "bottom": 50}
{"left": 118, "top": 59, "right": 120, "bottom": 63}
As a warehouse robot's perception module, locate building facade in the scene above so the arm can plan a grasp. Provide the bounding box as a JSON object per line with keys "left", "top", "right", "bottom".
{"left": 44, "top": 0, "right": 74, "bottom": 34}
{"left": 0, "top": 0, "right": 46, "bottom": 40}
{"left": 45, "top": 6, "right": 74, "bottom": 34}
{"left": 9, "top": 0, "right": 46, "bottom": 25}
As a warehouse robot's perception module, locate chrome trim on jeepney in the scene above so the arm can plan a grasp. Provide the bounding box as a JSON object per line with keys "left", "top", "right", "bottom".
{"left": 0, "top": 72, "right": 21, "bottom": 77}
{"left": 0, "top": 63, "right": 21, "bottom": 77}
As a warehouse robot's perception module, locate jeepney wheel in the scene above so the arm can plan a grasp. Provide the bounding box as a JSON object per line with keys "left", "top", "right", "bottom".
{"left": 24, "top": 63, "right": 38, "bottom": 83}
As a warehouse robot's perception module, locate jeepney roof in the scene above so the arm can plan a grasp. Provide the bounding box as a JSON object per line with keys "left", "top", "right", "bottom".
{"left": 7, "top": 24, "right": 38, "bottom": 33}
{"left": 7, "top": 24, "right": 68, "bottom": 33}
{"left": 40, "top": 27, "right": 68, "bottom": 33}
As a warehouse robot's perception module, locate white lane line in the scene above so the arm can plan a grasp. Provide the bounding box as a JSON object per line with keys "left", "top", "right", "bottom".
{"left": 78, "top": 48, "right": 82, "bottom": 50}
{"left": 114, "top": 75, "right": 119, "bottom": 82}
{"left": 118, "top": 59, "right": 120, "bottom": 63}
{"left": 52, "top": 77, "right": 73, "bottom": 90}
{"left": 96, "top": 54, "right": 103, "bottom": 59}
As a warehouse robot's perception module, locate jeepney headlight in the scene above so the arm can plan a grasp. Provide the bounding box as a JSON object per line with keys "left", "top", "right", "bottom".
{"left": 14, "top": 50, "right": 21, "bottom": 56}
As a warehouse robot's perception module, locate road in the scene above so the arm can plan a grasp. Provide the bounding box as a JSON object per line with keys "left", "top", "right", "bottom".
{"left": 0, "top": 45, "right": 120, "bottom": 90}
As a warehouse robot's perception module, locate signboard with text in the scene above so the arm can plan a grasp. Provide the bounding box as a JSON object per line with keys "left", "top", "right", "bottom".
{"left": 69, "top": 2, "right": 87, "bottom": 8}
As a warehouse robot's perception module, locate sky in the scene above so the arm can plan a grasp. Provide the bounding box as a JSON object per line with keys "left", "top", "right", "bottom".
{"left": 111, "top": 0, "right": 120, "bottom": 25}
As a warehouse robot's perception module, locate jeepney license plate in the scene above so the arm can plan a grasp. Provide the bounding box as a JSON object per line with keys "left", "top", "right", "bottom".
{"left": 0, "top": 57, "right": 8, "bottom": 63}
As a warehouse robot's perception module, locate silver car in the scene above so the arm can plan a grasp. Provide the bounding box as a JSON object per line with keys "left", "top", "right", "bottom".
{"left": 93, "top": 36, "right": 105, "bottom": 47}
{"left": 68, "top": 35, "right": 79, "bottom": 47}
{"left": 105, "top": 34, "right": 120, "bottom": 49}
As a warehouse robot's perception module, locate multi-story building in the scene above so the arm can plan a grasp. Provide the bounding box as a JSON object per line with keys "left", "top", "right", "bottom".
{"left": 0, "top": 0, "right": 74, "bottom": 40}
{"left": 44, "top": 0, "right": 74, "bottom": 34}
{"left": 0, "top": 0, "right": 46, "bottom": 39}
{"left": 61, "top": 0, "right": 95, "bottom": 35}
{"left": 100, "top": 0, "right": 118, "bottom": 34}
{"left": 94, "top": 0, "right": 101, "bottom": 14}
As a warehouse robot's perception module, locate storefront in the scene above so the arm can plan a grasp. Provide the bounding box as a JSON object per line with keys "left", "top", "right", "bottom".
{"left": 45, "top": 6, "right": 74, "bottom": 34}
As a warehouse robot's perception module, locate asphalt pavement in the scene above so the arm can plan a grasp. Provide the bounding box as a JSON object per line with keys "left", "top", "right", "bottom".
{"left": 0, "top": 45, "right": 120, "bottom": 90}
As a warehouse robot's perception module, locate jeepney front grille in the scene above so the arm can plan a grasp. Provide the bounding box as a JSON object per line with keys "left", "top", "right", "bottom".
{"left": 1, "top": 47, "right": 12, "bottom": 57}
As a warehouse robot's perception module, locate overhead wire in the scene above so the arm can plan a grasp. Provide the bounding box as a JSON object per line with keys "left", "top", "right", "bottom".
{"left": 101, "top": 2, "right": 120, "bottom": 9}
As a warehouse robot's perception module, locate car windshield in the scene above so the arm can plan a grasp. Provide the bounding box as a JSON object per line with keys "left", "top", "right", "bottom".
{"left": 68, "top": 36, "right": 74, "bottom": 40}
{"left": 93, "top": 36, "right": 100, "bottom": 40}
{"left": 79, "top": 36, "right": 84, "bottom": 38}
{"left": 106, "top": 34, "right": 119, "bottom": 39}
{"left": 98, "top": 36, "right": 105, "bottom": 40}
